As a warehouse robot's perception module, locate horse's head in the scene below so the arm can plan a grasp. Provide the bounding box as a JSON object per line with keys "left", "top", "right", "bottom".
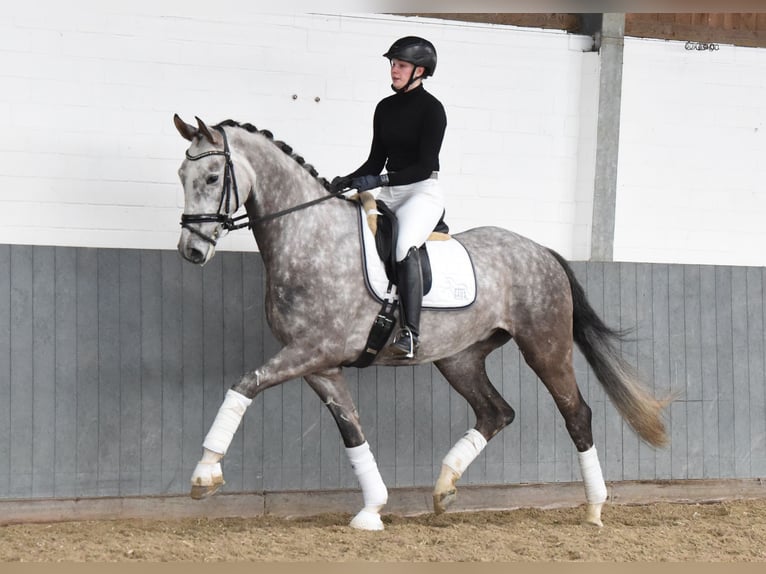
{"left": 173, "top": 114, "right": 254, "bottom": 265}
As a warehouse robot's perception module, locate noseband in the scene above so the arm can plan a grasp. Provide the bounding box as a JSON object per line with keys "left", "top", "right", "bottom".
{"left": 180, "top": 126, "right": 250, "bottom": 246}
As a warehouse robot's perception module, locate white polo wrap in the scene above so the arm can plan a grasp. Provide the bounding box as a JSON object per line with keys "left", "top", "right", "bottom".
{"left": 578, "top": 446, "right": 608, "bottom": 504}
{"left": 442, "top": 429, "right": 487, "bottom": 477}
{"left": 346, "top": 441, "right": 388, "bottom": 511}
{"left": 202, "top": 389, "right": 252, "bottom": 455}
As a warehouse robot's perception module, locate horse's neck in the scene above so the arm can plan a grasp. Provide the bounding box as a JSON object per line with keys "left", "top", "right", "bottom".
{"left": 241, "top": 136, "right": 356, "bottom": 275}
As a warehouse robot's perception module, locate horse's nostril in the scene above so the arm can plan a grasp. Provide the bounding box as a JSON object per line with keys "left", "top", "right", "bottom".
{"left": 188, "top": 247, "right": 205, "bottom": 264}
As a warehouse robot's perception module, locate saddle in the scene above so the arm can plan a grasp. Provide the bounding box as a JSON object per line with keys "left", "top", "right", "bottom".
{"left": 347, "top": 191, "right": 452, "bottom": 368}
{"left": 363, "top": 194, "right": 450, "bottom": 294}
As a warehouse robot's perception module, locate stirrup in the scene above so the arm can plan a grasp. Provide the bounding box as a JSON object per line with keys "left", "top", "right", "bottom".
{"left": 391, "top": 328, "right": 418, "bottom": 359}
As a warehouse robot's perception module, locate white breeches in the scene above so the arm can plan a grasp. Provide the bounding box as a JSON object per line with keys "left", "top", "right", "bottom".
{"left": 376, "top": 177, "right": 445, "bottom": 261}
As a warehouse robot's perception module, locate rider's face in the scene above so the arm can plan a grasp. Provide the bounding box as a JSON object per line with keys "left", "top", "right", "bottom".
{"left": 390, "top": 59, "right": 424, "bottom": 91}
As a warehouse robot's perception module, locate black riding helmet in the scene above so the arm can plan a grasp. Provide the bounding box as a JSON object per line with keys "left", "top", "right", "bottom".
{"left": 383, "top": 36, "right": 437, "bottom": 93}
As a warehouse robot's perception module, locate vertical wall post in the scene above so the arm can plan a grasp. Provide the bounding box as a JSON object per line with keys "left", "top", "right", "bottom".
{"left": 590, "top": 13, "right": 626, "bottom": 261}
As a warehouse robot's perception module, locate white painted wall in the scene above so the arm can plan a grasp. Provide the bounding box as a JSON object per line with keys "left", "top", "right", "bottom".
{"left": 616, "top": 37, "right": 766, "bottom": 266}
{"left": 0, "top": 5, "right": 597, "bottom": 259}
{"left": 1, "top": 4, "right": 764, "bottom": 266}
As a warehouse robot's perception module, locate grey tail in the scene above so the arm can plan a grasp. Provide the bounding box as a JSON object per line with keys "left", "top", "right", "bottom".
{"left": 547, "top": 249, "right": 670, "bottom": 448}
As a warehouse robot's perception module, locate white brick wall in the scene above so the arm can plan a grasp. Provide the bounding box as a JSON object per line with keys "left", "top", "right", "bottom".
{"left": 0, "top": 5, "right": 597, "bottom": 258}
{"left": 616, "top": 37, "right": 766, "bottom": 266}
{"left": 2, "top": 5, "right": 765, "bottom": 265}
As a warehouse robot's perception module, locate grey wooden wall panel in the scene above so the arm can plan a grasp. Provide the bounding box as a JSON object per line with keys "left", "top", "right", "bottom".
{"left": 395, "top": 367, "right": 415, "bottom": 486}
{"left": 140, "top": 252, "right": 164, "bottom": 493}
{"left": 10, "top": 246, "right": 33, "bottom": 498}
{"left": 731, "top": 267, "right": 751, "bottom": 478}
{"left": 53, "top": 247, "right": 77, "bottom": 498}
{"left": 682, "top": 265, "right": 704, "bottom": 479}
{"left": 118, "top": 250, "right": 141, "bottom": 496}
{"left": 75, "top": 249, "right": 99, "bottom": 496}
{"left": 750, "top": 269, "right": 766, "bottom": 476}
{"left": 0, "top": 245, "right": 10, "bottom": 496}
{"left": 413, "top": 363, "right": 434, "bottom": 486}
{"left": 668, "top": 264, "right": 688, "bottom": 479}
{"left": 161, "top": 251, "right": 184, "bottom": 493}
{"left": 32, "top": 247, "right": 56, "bottom": 497}
{"left": 653, "top": 265, "right": 672, "bottom": 480}
{"left": 375, "top": 366, "right": 396, "bottom": 486}
{"left": 1, "top": 244, "right": 766, "bottom": 502}
{"left": 699, "top": 266, "right": 719, "bottom": 477}
{"left": 97, "top": 249, "right": 121, "bottom": 497}
{"left": 715, "top": 267, "right": 736, "bottom": 479}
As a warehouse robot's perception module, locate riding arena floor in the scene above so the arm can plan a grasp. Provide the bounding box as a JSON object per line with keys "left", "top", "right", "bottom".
{"left": 1, "top": 498, "right": 765, "bottom": 562}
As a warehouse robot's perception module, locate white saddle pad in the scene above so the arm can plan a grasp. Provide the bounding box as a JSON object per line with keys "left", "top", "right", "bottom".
{"left": 357, "top": 205, "right": 476, "bottom": 309}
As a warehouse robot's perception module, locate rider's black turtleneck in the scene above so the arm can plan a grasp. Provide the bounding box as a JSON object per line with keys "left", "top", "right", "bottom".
{"left": 349, "top": 85, "right": 447, "bottom": 187}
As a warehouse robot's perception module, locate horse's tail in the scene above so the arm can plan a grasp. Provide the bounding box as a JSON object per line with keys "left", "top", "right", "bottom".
{"left": 547, "top": 249, "right": 670, "bottom": 448}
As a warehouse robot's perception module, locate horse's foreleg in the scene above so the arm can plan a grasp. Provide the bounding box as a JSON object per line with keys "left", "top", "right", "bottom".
{"left": 190, "top": 345, "right": 332, "bottom": 500}
{"left": 432, "top": 337, "right": 515, "bottom": 514}
{"left": 190, "top": 388, "right": 252, "bottom": 499}
{"left": 305, "top": 369, "right": 388, "bottom": 531}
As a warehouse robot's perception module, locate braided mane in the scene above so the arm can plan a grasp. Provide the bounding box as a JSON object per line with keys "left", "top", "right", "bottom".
{"left": 216, "top": 119, "right": 331, "bottom": 191}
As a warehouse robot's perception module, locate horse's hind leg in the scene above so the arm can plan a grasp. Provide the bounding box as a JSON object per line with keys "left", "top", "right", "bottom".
{"left": 515, "top": 334, "right": 607, "bottom": 527}
{"left": 432, "top": 332, "right": 516, "bottom": 514}
{"left": 304, "top": 368, "right": 388, "bottom": 531}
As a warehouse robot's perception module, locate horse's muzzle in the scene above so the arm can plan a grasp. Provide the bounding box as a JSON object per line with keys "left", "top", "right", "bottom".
{"left": 178, "top": 234, "right": 213, "bottom": 266}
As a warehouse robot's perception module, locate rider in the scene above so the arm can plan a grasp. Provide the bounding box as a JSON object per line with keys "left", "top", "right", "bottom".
{"left": 331, "top": 36, "right": 447, "bottom": 359}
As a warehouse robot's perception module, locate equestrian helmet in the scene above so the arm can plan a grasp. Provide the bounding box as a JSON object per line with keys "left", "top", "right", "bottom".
{"left": 383, "top": 36, "right": 437, "bottom": 77}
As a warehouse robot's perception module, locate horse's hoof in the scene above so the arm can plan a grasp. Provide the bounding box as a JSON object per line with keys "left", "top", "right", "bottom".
{"left": 433, "top": 489, "right": 457, "bottom": 515}
{"left": 349, "top": 509, "right": 384, "bottom": 531}
{"left": 190, "top": 483, "right": 222, "bottom": 500}
{"left": 582, "top": 503, "right": 604, "bottom": 527}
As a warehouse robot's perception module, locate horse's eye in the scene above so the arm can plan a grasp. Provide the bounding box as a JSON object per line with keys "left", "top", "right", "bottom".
{"left": 206, "top": 174, "right": 220, "bottom": 185}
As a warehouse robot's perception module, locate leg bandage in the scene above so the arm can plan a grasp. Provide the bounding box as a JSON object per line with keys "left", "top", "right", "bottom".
{"left": 202, "top": 389, "right": 252, "bottom": 455}
{"left": 346, "top": 442, "right": 388, "bottom": 510}
{"left": 442, "top": 429, "right": 488, "bottom": 477}
{"left": 578, "top": 446, "right": 608, "bottom": 504}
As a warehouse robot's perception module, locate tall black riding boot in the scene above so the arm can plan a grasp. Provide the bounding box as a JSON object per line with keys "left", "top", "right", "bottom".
{"left": 391, "top": 246, "right": 423, "bottom": 359}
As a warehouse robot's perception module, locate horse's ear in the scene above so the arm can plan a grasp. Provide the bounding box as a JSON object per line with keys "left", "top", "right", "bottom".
{"left": 174, "top": 114, "right": 198, "bottom": 141}
{"left": 195, "top": 116, "right": 217, "bottom": 145}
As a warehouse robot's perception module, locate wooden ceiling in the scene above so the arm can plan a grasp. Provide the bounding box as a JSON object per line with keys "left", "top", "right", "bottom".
{"left": 410, "top": 14, "right": 766, "bottom": 48}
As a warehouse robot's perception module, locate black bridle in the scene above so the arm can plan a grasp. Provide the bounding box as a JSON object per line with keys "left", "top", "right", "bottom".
{"left": 180, "top": 126, "right": 249, "bottom": 246}
{"left": 181, "top": 126, "right": 350, "bottom": 246}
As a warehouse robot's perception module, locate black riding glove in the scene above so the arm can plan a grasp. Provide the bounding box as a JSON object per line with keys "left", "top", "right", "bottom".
{"left": 351, "top": 174, "right": 389, "bottom": 192}
{"left": 330, "top": 175, "right": 352, "bottom": 193}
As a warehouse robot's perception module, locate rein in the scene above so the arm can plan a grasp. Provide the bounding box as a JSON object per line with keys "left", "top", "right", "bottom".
{"left": 181, "top": 126, "right": 349, "bottom": 245}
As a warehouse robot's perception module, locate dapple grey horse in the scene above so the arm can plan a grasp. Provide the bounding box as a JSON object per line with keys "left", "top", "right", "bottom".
{"left": 173, "top": 115, "right": 669, "bottom": 531}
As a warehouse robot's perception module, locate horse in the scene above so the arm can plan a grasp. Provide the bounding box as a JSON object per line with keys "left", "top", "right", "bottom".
{"left": 172, "top": 114, "right": 670, "bottom": 531}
